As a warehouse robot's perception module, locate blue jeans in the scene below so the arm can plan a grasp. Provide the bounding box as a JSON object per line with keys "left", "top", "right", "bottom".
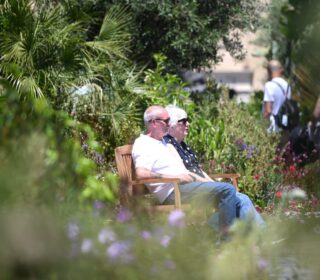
{"left": 208, "top": 192, "right": 265, "bottom": 229}
{"left": 164, "top": 181, "right": 237, "bottom": 230}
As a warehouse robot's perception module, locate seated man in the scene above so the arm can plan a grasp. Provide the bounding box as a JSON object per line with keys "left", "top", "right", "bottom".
{"left": 132, "top": 105, "right": 237, "bottom": 234}
{"left": 163, "top": 105, "right": 265, "bottom": 227}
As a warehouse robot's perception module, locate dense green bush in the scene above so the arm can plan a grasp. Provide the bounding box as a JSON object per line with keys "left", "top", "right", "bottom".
{"left": 212, "top": 97, "right": 282, "bottom": 206}
{"left": 0, "top": 86, "right": 118, "bottom": 210}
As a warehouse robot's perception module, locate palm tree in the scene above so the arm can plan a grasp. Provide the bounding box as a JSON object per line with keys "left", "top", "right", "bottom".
{"left": 0, "top": 0, "right": 145, "bottom": 159}
{"left": 0, "top": 0, "right": 135, "bottom": 101}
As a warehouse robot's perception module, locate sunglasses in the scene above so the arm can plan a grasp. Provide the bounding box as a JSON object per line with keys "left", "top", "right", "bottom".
{"left": 151, "top": 118, "right": 171, "bottom": 125}
{"left": 178, "top": 118, "right": 190, "bottom": 125}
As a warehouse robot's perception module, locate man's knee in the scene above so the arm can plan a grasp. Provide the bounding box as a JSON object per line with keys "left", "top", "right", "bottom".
{"left": 220, "top": 183, "right": 236, "bottom": 196}
{"left": 208, "top": 182, "right": 236, "bottom": 197}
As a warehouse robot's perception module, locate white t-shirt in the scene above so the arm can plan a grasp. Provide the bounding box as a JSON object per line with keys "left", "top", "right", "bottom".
{"left": 132, "top": 134, "right": 188, "bottom": 203}
{"left": 263, "top": 77, "right": 291, "bottom": 115}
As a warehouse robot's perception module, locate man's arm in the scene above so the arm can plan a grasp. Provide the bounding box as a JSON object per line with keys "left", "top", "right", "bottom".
{"left": 188, "top": 171, "right": 212, "bottom": 182}
{"left": 263, "top": 101, "right": 273, "bottom": 118}
{"left": 135, "top": 167, "right": 194, "bottom": 183}
{"left": 199, "top": 170, "right": 215, "bottom": 182}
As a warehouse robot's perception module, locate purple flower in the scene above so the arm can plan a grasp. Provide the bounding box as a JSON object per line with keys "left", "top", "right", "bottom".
{"left": 116, "top": 208, "right": 132, "bottom": 223}
{"left": 93, "top": 200, "right": 105, "bottom": 210}
{"left": 92, "top": 151, "right": 104, "bottom": 165}
{"left": 107, "top": 240, "right": 134, "bottom": 264}
{"left": 98, "top": 228, "right": 116, "bottom": 244}
{"left": 140, "top": 230, "right": 152, "bottom": 240}
{"left": 67, "top": 222, "right": 80, "bottom": 241}
{"left": 256, "top": 258, "right": 269, "bottom": 270}
{"left": 160, "top": 235, "right": 171, "bottom": 247}
{"left": 163, "top": 260, "right": 176, "bottom": 269}
{"left": 235, "top": 139, "right": 247, "bottom": 150}
{"left": 246, "top": 150, "right": 254, "bottom": 159}
{"left": 168, "top": 210, "right": 186, "bottom": 228}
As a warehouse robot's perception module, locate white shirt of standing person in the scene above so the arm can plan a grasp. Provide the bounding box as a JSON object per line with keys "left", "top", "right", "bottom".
{"left": 264, "top": 77, "right": 291, "bottom": 133}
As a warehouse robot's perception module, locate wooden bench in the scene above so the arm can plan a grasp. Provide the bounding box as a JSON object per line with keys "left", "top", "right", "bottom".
{"left": 115, "top": 144, "right": 240, "bottom": 212}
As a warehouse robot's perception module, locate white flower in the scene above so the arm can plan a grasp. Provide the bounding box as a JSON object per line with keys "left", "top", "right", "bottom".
{"left": 67, "top": 222, "right": 80, "bottom": 241}
{"left": 98, "top": 228, "right": 116, "bottom": 244}
{"left": 287, "top": 188, "right": 307, "bottom": 200}
{"left": 81, "top": 239, "right": 93, "bottom": 254}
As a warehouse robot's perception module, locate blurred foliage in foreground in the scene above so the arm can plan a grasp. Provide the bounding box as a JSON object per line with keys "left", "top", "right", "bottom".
{"left": 0, "top": 84, "right": 118, "bottom": 211}
{"left": 0, "top": 198, "right": 320, "bottom": 279}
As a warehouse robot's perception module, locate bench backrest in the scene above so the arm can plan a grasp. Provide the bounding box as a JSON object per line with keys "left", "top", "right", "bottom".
{"left": 115, "top": 144, "right": 134, "bottom": 206}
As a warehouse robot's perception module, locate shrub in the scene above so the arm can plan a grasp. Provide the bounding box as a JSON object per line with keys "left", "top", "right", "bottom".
{"left": 0, "top": 88, "right": 118, "bottom": 209}
{"left": 206, "top": 94, "right": 282, "bottom": 206}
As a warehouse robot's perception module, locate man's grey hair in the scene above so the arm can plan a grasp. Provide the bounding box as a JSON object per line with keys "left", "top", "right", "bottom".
{"left": 143, "top": 105, "right": 164, "bottom": 127}
{"left": 267, "top": 60, "right": 284, "bottom": 72}
{"left": 165, "top": 104, "right": 187, "bottom": 127}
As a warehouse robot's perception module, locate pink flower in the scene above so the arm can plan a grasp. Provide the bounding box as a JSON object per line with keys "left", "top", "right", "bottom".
{"left": 253, "top": 174, "right": 260, "bottom": 181}
{"left": 275, "top": 191, "right": 283, "bottom": 198}
{"left": 289, "top": 165, "right": 296, "bottom": 173}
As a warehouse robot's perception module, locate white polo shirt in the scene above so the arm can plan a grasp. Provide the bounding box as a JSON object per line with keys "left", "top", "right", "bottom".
{"left": 132, "top": 134, "right": 188, "bottom": 203}
{"left": 264, "top": 77, "right": 291, "bottom": 115}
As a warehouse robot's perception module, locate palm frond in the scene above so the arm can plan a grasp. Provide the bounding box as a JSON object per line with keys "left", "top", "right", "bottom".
{"left": 85, "top": 5, "right": 131, "bottom": 62}
{"left": 85, "top": 41, "right": 128, "bottom": 60}
{"left": 1, "top": 35, "right": 32, "bottom": 67}
{"left": 19, "top": 76, "right": 44, "bottom": 98}
{"left": 295, "top": 62, "right": 320, "bottom": 112}
{"left": 97, "top": 6, "right": 131, "bottom": 42}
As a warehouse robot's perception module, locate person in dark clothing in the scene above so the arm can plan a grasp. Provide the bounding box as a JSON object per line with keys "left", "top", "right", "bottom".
{"left": 163, "top": 105, "right": 265, "bottom": 227}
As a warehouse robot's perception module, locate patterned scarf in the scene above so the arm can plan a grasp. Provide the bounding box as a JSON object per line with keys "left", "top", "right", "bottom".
{"left": 163, "top": 134, "right": 205, "bottom": 178}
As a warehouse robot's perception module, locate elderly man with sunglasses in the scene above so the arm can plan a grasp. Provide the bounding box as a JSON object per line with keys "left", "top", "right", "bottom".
{"left": 163, "top": 105, "right": 265, "bottom": 228}
{"left": 132, "top": 105, "right": 238, "bottom": 236}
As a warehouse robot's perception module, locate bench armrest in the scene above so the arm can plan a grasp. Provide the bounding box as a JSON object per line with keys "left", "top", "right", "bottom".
{"left": 131, "top": 178, "right": 182, "bottom": 209}
{"left": 208, "top": 173, "right": 240, "bottom": 191}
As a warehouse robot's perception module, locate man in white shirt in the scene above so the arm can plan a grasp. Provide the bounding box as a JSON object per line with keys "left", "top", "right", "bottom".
{"left": 132, "top": 105, "right": 237, "bottom": 233}
{"left": 263, "top": 60, "right": 291, "bottom": 132}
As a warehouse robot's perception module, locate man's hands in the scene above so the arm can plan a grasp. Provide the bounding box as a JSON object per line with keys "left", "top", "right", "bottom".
{"left": 178, "top": 172, "right": 212, "bottom": 183}
{"left": 135, "top": 168, "right": 212, "bottom": 184}
{"left": 136, "top": 167, "right": 195, "bottom": 183}
{"left": 177, "top": 173, "right": 194, "bottom": 183}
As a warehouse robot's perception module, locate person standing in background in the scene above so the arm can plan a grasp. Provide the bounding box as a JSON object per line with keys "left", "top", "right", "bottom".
{"left": 263, "top": 60, "right": 291, "bottom": 133}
